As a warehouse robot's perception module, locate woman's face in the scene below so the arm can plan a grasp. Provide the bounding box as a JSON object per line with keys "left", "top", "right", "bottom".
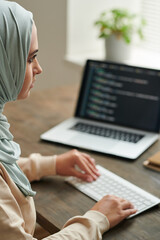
{"left": 18, "top": 22, "right": 42, "bottom": 99}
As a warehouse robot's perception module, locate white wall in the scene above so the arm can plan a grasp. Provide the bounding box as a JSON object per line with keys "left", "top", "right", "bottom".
{"left": 9, "top": 0, "right": 82, "bottom": 90}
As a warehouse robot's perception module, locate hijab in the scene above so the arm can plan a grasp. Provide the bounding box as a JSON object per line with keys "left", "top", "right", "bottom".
{"left": 0, "top": 1, "right": 36, "bottom": 196}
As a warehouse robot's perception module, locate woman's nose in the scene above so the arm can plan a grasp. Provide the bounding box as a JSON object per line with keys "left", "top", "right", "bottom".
{"left": 37, "top": 62, "right": 42, "bottom": 74}
{"left": 34, "top": 59, "right": 42, "bottom": 75}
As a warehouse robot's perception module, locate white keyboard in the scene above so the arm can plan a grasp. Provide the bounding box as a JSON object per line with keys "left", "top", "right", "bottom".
{"left": 66, "top": 165, "right": 160, "bottom": 218}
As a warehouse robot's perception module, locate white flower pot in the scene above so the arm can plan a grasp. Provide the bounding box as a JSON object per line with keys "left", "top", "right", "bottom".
{"left": 105, "top": 35, "right": 131, "bottom": 62}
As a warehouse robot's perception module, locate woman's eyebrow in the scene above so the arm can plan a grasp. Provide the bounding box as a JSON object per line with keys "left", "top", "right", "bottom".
{"left": 29, "top": 49, "right": 38, "bottom": 57}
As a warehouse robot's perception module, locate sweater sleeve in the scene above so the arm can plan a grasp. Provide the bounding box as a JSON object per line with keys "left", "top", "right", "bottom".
{"left": 17, "top": 153, "right": 57, "bottom": 182}
{"left": 0, "top": 176, "right": 110, "bottom": 240}
{"left": 0, "top": 163, "right": 110, "bottom": 240}
{"left": 46, "top": 210, "right": 110, "bottom": 240}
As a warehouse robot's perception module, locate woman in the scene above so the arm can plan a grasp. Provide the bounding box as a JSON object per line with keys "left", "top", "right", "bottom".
{"left": 0, "top": 1, "right": 136, "bottom": 239}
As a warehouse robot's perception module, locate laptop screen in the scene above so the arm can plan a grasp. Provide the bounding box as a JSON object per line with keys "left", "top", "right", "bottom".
{"left": 76, "top": 60, "right": 160, "bottom": 132}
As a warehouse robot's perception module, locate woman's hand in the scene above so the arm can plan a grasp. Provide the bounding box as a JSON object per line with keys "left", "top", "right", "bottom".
{"left": 91, "top": 195, "right": 137, "bottom": 228}
{"left": 56, "top": 150, "right": 137, "bottom": 227}
{"left": 56, "top": 149, "right": 100, "bottom": 182}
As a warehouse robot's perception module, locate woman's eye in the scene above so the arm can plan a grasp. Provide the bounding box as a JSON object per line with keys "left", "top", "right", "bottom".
{"left": 28, "top": 54, "right": 37, "bottom": 63}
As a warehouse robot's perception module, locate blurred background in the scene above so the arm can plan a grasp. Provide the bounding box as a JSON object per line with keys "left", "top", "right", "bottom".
{"left": 9, "top": 0, "right": 160, "bottom": 90}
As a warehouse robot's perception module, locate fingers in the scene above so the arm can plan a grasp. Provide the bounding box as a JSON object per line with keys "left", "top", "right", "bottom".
{"left": 75, "top": 156, "right": 98, "bottom": 181}
{"left": 81, "top": 152, "right": 96, "bottom": 166}
{"left": 115, "top": 196, "right": 137, "bottom": 218}
{"left": 81, "top": 153, "right": 100, "bottom": 175}
{"left": 113, "top": 196, "right": 136, "bottom": 211}
{"left": 71, "top": 168, "right": 93, "bottom": 182}
{"left": 121, "top": 199, "right": 134, "bottom": 210}
{"left": 75, "top": 152, "right": 100, "bottom": 180}
{"left": 69, "top": 150, "right": 99, "bottom": 181}
{"left": 120, "top": 198, "right": 137, "bottom": 218}
{"left": 122, "top": 208, "right": 137, "bottom": 218}
{"left": 83, "top": 157, "right": 100, "bottom": 177}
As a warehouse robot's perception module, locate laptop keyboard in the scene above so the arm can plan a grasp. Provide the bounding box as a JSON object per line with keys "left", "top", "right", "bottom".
{"left": 70, "top": 122, "right": 144, "bottom": 143}
{"left": 66, "top": 165, "right": 160, "bottom": 218}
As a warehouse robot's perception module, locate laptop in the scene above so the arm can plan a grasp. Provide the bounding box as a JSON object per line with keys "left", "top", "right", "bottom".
{"left": 41, "top": 59, "right": 160, "bottom": 160}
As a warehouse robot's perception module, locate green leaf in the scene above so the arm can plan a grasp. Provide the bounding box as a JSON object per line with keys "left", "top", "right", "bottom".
{"left": 94, "top": 8, "right": 146, "bottom": 42}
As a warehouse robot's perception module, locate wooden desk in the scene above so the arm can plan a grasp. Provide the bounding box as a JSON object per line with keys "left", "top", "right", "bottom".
{"left": 4, "top": 84, "right": 160, "bottom": 240}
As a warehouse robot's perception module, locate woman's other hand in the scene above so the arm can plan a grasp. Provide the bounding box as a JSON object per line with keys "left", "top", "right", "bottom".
{"left": 91, "top": 195, "right": 137, "bottom": 228}
{"left": 56, "top": 149, "right": 100, "bottom": 182}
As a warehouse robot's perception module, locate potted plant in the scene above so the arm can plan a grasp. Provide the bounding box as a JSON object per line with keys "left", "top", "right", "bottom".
{"left": 95, "top": 8, "right": 146, "bottom": 62}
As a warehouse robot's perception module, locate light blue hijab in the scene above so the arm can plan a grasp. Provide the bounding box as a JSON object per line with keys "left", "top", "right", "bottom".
{"left": 0, "top": 1, "right": 36, "bottom": 196}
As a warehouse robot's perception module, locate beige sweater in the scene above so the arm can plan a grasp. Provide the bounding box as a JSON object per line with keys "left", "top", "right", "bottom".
{"left": 0, "top": 153, "right": 110, "bottom": 239}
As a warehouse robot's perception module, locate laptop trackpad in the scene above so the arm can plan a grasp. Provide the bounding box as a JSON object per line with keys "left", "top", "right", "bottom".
{"left": 68, "top": 133, "right": 117, "bottom": 151}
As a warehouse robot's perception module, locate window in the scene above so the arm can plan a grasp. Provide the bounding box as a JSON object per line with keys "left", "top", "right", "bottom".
{"left": 67, "top": 0, "right": 140, "bottom": 56}
{"left": 66, "top": 0, "right": 160, "bottom": 67}
{"left": 140, "top": 0, "right": 160, "bottom": 53}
